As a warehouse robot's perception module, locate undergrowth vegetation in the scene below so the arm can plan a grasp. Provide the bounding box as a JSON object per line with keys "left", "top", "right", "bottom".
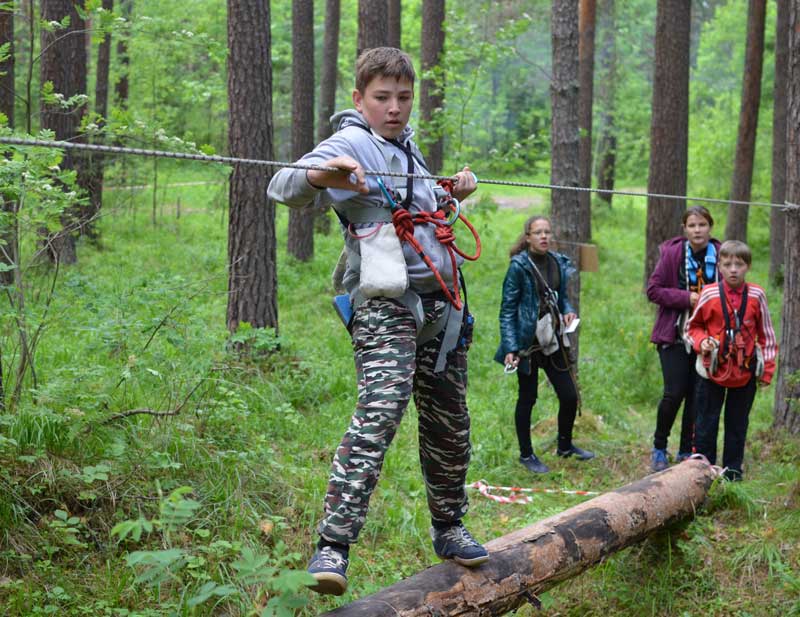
{"left": 0, "top": 177, "right": 798, "bottom": 616}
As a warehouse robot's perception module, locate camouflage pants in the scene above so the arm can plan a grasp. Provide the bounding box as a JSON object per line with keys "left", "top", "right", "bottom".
{"left": 317, "top": 296, "right": 471, "bottom": 545}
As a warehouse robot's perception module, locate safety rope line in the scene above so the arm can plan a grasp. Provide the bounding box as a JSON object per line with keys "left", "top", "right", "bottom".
{"left": 2, "top": 136, "right": 798, "bottom": 211}
{"left": 467, "top": 479, "right": 599, "bottom": 505}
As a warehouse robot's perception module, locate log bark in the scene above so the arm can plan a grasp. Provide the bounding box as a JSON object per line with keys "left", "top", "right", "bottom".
{"left": 321, "top": 459, "right": 717, "bottom": 617}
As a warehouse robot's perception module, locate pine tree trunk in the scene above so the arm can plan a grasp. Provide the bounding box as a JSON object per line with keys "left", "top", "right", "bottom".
{"left": 358, "top": 0, "right": 388, "bottom": 57}
{"left": 114, "top": 0, "right": 131, "bottom": 110}
{"left": 226, "top": 0, "right": 278, "bottom": 334}
{"left": 321, "top": 459, "right": 718, "bottom": 617}
{"left": 595, "top": 0, "right": 616, "bottom": 205}
{"left": 725, "top": 0, "right": 766, "bottom": 243}
{"left": 551, "top": 0, "right": 582, "bottom": 317}
{"left": 578, "top": 0, "right": 596, "bottom": 241}
{"left": 644, "top": 0, "right": 690, "bottom": 284}
{"left": 773, "top": 0, "right": 800, "bottom": 435}
{"left": 287, "top": 0, "right": 315, "bottom": 262}
{"left": 84, "top": 0, "right": 114, "bottom": 240}
{"left": 1, "top": 7, "right": 15, "bottom": 288}
{"left": 317, "top": 0, "right": 340, "bottom": 143}
{"left": 387, "top": 0, "right": 401, "bottom": 48}
{"left": 420, "top": 0, "right": 445, "bottom": 175}
{"left": 40, "top": 0, "right": 90, "bottom": 265}
{"left": 770, "top": 0, "right": 790, "bottom": 285}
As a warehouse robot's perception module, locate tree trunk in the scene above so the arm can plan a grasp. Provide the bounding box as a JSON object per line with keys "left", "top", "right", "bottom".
{"left": 595, "top": 0, "right": 616, "bottom": 205}
{"left": 550, "top": 0, "right": 582, "bottom": 320}
{"left": 226, "top": 0, "right": 278, "bottom": 334}
{"left": 0, "top": 6, "right": 14, "bottom": 130}
{"left": 84, "top": 0, "right": 113, "bottom": 240}
{"left": 40, "top": 0, "right": 90, "bottom": 265}
{"left": 725, "top": 0, "right": 766, "bottom": 243}
{"left": 358, "top": 0, "right": 388, "bottom": 57}
{"left": 420, "top": 0, "right": 445, "bottom": 175}
{"left": 770, "top": 0, "right": 790, "bottom": 285}
{"left": 578, "top": 0, "right": 596, "bottom": 241}
{"left": 287, "top": 0, "right": 315, "bottom": 262}
{"left": 1, "top": 6, "right": 15, "bottom": 288}
{"left": 644, "top": 0, "right": 690, "bottom": 284}
{"left": 387, "top": 0, "right": 401, "bottom": 48}
{"left": 321, "top": 459, "right": 718, "bottom": 617}
{"left": 115, "top": 0, "right": 131, "bottom": 109}
{"left": 317, "top": 0, "right": 340, "bottom": 143}
{"left": 773, "top": 0, "right": 800, "bottom": 435}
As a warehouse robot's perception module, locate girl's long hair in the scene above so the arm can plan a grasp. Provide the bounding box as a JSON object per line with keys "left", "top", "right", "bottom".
{"left": 509, "top": 215, "right": 552, "bottom": 258}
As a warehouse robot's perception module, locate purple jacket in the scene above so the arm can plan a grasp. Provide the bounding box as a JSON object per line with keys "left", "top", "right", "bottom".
{"left": 647, "top": 236, "right": 722, "bottom": 345}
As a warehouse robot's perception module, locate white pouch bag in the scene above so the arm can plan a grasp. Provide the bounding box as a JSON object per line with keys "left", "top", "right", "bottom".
{"left": 535, "top": 313, "right": 560, "bottom": 356}
{"left": 358, "top": 223, "right": 408, "bottom": 298}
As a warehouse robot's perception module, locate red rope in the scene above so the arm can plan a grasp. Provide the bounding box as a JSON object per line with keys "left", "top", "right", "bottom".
{"left": 389, "top": 180, "right": 482, "bottom": 310}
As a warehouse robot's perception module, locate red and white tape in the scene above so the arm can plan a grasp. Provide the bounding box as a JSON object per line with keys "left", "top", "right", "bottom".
{"left": 467, "top": 479, "right": 600, "bottom": 504}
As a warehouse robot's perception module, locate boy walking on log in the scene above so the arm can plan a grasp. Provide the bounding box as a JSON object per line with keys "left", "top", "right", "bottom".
{"left": 268, "top": 47, "right": 487, "bottom": 596}
{"left": 685, "top": 240, "right": 777, "bottom": 481}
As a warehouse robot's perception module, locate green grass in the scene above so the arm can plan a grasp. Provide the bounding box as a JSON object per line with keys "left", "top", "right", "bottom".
{"left": 0, "top": 175, "right": 798, "bottom": 616}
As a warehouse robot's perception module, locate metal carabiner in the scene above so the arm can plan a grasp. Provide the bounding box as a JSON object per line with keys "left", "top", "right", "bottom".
{"left": 376, "top": 176, "right": 399, "bottom": 211}
{"left": 442, "top": 196, "right": 461, "bottom": 226}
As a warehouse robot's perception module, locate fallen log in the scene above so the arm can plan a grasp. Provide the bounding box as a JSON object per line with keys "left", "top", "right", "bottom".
{"left": 321, "top": 458, "right": 719, "bottom": 616}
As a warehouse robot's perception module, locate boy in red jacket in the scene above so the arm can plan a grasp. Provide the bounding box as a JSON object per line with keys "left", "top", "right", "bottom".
{"left": 685, "top": 240, "right": 777, "bottom": 481}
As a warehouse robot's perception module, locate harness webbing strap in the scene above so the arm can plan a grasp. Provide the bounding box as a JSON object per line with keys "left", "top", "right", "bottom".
{"left": 718, "top": 281, "right": 748, "bottom": 359}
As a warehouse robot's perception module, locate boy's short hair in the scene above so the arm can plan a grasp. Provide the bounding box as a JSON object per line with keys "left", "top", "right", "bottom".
{"left": 355, "top": 47, "right": 416, "bottom": 93}
{"left": 719, "top": 240, "right": 752, "bottom": 266}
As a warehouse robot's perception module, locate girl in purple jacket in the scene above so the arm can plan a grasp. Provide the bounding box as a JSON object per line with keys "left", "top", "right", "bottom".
{"left": 646, "top": 206, "right": 720, "bottom": 472}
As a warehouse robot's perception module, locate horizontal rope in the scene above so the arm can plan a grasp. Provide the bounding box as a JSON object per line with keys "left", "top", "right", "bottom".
{"left": 2, "top": 136, "right": 798, "bottom": 211}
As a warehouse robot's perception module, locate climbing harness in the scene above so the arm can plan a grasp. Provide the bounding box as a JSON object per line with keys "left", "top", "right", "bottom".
{"left": 374, "top": 175, "right": 480, "bottom": 311}
{"left": 467, "top": 479, "right": 599, "bottom": 505}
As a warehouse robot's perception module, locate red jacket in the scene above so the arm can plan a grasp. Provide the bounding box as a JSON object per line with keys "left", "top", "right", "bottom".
{"left": 685, "top": 281, "right": 777, "bottom": 387}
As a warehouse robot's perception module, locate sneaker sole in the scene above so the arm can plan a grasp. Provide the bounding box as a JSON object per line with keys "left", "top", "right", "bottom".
{"left": 436, "top": 553, "right": 490, "bottom": 567}
{"left": 309, "top": 572, "right": 348, "bottom": 596}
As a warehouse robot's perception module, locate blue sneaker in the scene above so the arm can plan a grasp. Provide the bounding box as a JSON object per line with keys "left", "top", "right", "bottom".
{"left": 651, "top": 448, "right": 669, "bottom": 472}
{"left": 520, "top": 454, "right": 550, "bottom": 474}
{"left": 430, "top": 522, "right": 489, "bottom": 567}
{"left": 307, "top": 546, "right": 348, "bottom": 596}
{"left": 556, "top": 444, "right": 595, "bottom": 460}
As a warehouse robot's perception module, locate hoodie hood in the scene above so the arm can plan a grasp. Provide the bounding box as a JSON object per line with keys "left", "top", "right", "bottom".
{"left": 330, "top": 109, "right": 415, "bottom": 145}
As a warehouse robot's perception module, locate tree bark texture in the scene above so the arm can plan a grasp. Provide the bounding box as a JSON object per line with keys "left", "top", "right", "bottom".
{"left": 0, "top": 6, "right": 14, "bottom": 129}
{"left": 773, "top": 0, "right": 800, "bottom": 435}
{"left": 550, "top": 0, "right": 582, "bottom": 319}
{"left": 287, "top": 0, "right": 315, "bottom": 262}
{"left": 770, "top": 0, "right": 790, "bottom": 284}
{"left": 114, "top": 0, "right": 131, "bottom": 109}
{"left": 226, "top": 0, "right": 278, "bottom": 333}
{"left": 644, "top": 0, "right": 690, "bottom": 284}
{"left": 84, "top": 0, "right": 114, "bottom": 240}
{"left": 1, "top": 6, "right": 15, "bottom": 287}
{"left": 387, "top": 0, "right": 401, "bottom": 48}
{"left": 578, "top": 0, "right": 596, "bottom": 241}
{"left": 317, "top": 0, "right": 340, "bottom": 143}
{"left": 595, "top": 0, "right": 615, "bottom": 205}
{"left": 320, "top": 459, "right": 718, "bottom": 617}
{"left": 725, "top": 0, "right": 766, "bottom": 243}
{"left": 358, "top": 0, "right": 388, "bottom": 58}
{"left": 420, "top": 0, "right": 445, "bottom": 175}
{"left": 40, "top": 0, "right": 90, "bottom": 264}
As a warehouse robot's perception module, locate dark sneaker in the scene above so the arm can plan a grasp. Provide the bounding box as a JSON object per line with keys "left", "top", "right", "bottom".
{"left": 723, "top": 468, "right": 743, "bottom": 482}
{"left": 651, "top": 448, "right": 669, "bottom": 472}
{"left": 307, "top": 546, "right": 349, "bottom": 596}
{"left": 519, "top": 454, "right": 550, "bottom": 474}
{"left": 430, "top": 523, "right": 489, "bottom": 567}
{"left": 557, "top": 444, "right": 595, "bottom": 460}
{"left": 676, "top": 451, "right": 692, "bottom": 462}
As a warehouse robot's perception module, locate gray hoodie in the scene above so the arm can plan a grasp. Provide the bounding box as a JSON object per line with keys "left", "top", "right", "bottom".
{"left": 267, "top": 109, "right": 462, "bottom": 296}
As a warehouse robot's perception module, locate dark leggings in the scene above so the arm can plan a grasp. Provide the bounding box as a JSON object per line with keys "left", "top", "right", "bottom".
{"left": 515, "top": 358, "right": 578, "bottom": 457}
{"left": 653, "top": 343, "right": 697, "bottom": 453}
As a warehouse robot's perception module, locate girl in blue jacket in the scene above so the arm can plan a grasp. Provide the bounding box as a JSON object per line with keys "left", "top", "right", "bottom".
{"left": 495, "top": 216, "right": 594, "bottom": 473}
